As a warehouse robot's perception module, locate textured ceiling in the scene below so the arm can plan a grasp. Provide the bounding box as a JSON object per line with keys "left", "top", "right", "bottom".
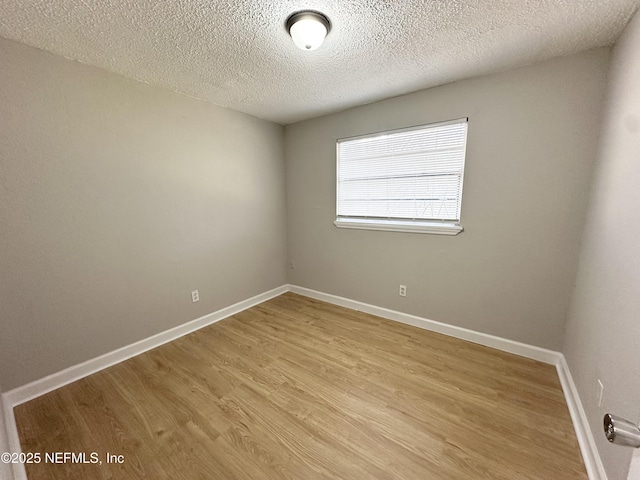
{"left": 0, "top": 1, "right": 638, "bottom": 124}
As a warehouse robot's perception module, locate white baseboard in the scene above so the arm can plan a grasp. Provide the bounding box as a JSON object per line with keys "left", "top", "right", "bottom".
{"left": 289, "top": 284, "right": 607, "bottom": 480}
{"left": 1, "top": 284, "right": 288, "bottom": 480}
{"left": 3, "top": 284, "right": 287, "bottom": 409}
{"left": 0, "top": 390, "right": 17, "bottom": 480}
{"left": 556, "top": 356, "right": 608, "bottom": 480}
{"left": 2, "top": 394, "right": 22, "bottom": 480}
{"left": 289, "top": 285, "right": 561, "bottom": 365}
{"left": 1, "top": 283, "right": 605, "bottom": 480}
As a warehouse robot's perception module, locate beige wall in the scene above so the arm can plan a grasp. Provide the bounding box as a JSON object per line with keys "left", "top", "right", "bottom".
{"left": 0, "top": 38, "right": 287, "bottom": 391}
{"left": 0, "top": 34, "right": 629, "bottom": 480}
{"left": 284, "top": 49, "right": 610, "bottom": 351}
{"left": 563, "top": 10, "right": 640, "bottom": 480}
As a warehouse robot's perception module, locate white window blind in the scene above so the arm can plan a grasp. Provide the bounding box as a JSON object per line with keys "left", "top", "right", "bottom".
{"left": 336, "top": 118, "right": 468, "bottom": 234}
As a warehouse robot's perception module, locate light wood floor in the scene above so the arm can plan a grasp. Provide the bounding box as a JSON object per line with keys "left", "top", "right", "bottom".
{"left": 15, "top": 292, "right": 587, "bottom": 479}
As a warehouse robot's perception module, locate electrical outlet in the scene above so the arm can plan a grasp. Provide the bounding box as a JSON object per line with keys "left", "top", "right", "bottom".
{"left": 191, "top": 290, "right": 199, "bottom": 303}
{"left": 399, "top": 285, "right": 407, "bottom": 297}
{"left": 290, "top": 260, "right": 296, "bottom": 269}
{"left": 597, "top": 379, "right": 604, "bottom": 407}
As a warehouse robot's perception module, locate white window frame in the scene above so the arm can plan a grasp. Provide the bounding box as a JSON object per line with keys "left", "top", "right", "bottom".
{"left": 334, "top": 118, "right": 468, "bottom": 235}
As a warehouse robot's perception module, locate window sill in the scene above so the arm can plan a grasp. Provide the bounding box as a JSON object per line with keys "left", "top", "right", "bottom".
{"left": 334, "top": 218, "right": 463, "bottom": 235}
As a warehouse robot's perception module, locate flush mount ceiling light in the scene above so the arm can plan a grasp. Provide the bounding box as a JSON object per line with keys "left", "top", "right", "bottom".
{"left": 286, "top": 11, "right": 331, "bottom": 51}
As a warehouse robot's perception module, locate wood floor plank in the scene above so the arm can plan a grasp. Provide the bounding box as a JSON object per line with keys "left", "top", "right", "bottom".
{"left": 14, "top": 292, "right": 587, "bottom": 479}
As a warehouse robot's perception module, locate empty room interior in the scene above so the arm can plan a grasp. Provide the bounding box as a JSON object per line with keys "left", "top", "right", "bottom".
{"left": 2, "top": 1, "right": 640, "bottom": 479}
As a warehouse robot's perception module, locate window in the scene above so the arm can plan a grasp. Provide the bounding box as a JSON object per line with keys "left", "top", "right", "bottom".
{"left": 335, "top": 118, "right": 468, "bottom": 235}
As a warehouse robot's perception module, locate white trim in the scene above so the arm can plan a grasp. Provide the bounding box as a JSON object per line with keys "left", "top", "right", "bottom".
{"left": 2, "top": 395, "right": 23, "bottom": 480}
{"left": 3, "top": 285, "right": 288, "bottom": 408}
{"left": 334, "top": 218, "right": 463, "bottom": 235}
{"left": 0, "top": 389, "right": 17, "bottom": 480}
{"left": 289, "top": 285, "right": 559, "bottom": 364}
{"left": 289, "top": 284, "right": 606, "bottom": 480}
{"left": 1, "top": 283, "right": 606, "bottom": 480}
{"left": 335, "top": 119, "right": 468, "bottom": 234}
{"left": 1, "top": 284, "right": 288, "bottom": 480}
{"left": 556, "top": 356, "right": 608, "bottom": 480}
